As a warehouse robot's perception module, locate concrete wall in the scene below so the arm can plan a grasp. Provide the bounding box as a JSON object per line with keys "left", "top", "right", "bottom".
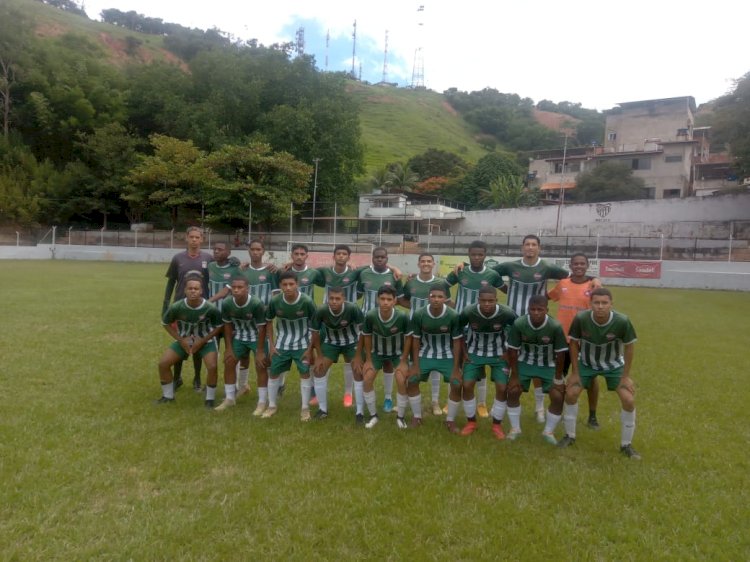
{"left": 459, "top": 193, "right": 750, "bottom": 237}
{"left": 2, "top": 245, "right": 748, "bottom": 291}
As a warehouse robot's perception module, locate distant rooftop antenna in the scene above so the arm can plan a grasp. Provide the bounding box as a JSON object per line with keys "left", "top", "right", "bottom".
{"left": 381, "top": 30, "right": 389, "bottom": 83}
{"left": 351, "top": 20, "right": 357, "bottom": 78}
{"left": 325, "top": 29, "right": 330, "bottom": 70}
{"left": 411, "top": 5, "right": 425, "bottom": 88}
{"left": 295, "top": 27, "right": 305, "bottom": 56}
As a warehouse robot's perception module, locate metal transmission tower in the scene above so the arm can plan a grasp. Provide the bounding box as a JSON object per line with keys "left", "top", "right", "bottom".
{"left": 351, "top": 20, "right": 358, "bottom": 78}
{"left": 295, "top": 27, "right": 305, "bottom": 56}
{"left": 325, "top": 29, "right": 330, "bottom": 71}
{"left": 381, "top": 30, "right": 389, "bottom": 84}
{"left": 411, "top": 5, "right": 425, "bottom": 88}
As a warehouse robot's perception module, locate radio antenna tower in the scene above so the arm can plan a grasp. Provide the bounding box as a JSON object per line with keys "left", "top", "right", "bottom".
{"left": 381, "top": 30, "right": 389, "bottom": 84}
{"left": 295, "top": 27, "right": 305, "bottom": 56}
{"left": 411, "top": 5, "right": 425, "bottom": 88}
{"left": 325, "top": 29, "right": 330, "bottom": 70}
{"left": 351, "top": 20, "right": 357, "bottom": 78}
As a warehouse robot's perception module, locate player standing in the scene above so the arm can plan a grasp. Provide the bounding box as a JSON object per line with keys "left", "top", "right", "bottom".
{"left": 264, "top": 271, "right": 316, "bottom": 420}
{"left": 506, "top": 295, "right": 568, "bottom": 442}
{"left": 156, "top": 275, "right": 222, "bottom": 407}
{"left": 458, "top": 286, "right": 517, "bottom": 438}
{"left": 558, "top": 288, "right": 640, "bottom": 459}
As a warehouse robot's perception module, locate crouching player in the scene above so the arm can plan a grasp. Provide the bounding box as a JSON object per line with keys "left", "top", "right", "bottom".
{"left": 362, "top": 286, "right": 412, "bottom": 429}
{"left": 216, "top": 276, "right": 268, "bottom": 414}
{"left": 458, "top": 286, "right": 517, "bottom": 438}
{"left": 558, "top": 288, "right": 640, "bottom": 459}
{"left": 506, "top": 295, "right": 567, "bottom": 442}
{"left": 156, "top": 275, "right": 222, "bottom": 407}
{"left": 407, "top": 285, "right": 464, "bottom": 432}
{"left": 310, "top": 287, "right": 365, "bottom": 420}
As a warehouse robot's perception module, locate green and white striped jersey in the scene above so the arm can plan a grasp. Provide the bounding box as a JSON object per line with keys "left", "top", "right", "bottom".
{"left": 357, "top": 266, "right": 404, "bottom": 313}
{"left": 162, "top": 298, "right": 222, "bottom": 339}
{"left": 266, "top": 292, "right": 316, "bottom": 351}
{"left": 569, "top": 310, "right": 637, "bottom": 371}
{"left": 446, "top": 266, "right": 504, "bottom": 313}
{"left": 316, "top": 265, "right": 360, "bottom": 303}
{"left": 311, "top": 302, "right": 364, "bottom": 347}
{"left": 289, "top": 266, "right": 323, "bottom": 298}
{"left": 410, "top": 304, "right": 462, "bottom": 360}
{"left": 243, "top": 265, "right": 279, "bottom": 306}
{"left": 208, "top": 261, "right": 242, "bottom": 310}
{"left": 493, "top": 259, "right": 568, "bottom": 316}
{"left": 221, "top": 295, "right": 266, "bottom": 343}
{"left": 459, "top": 303, "right": 517, "bottom": 357}
{"left": 402, "top": 275, "right": 452, "bottom": 318}
{"left": 507, "top": 314, "right": 568, "bottom": 368}
{"left": 362, "top": 308, "right": 411, "bottom": 357}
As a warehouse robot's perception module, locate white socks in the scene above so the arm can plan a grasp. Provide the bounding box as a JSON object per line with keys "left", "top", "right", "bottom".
{"left": 354, "top": 380, "right": 364, "bottom": 415}
{"left": 343, "top": 363, "right": 354, "bottom": 395}
{"left": 446, "top": 399, "right": 460, "bottom": 422}
{"left": 300, "top": 377, "right": 312, "bottom": 409}
{"left": 463, "top": 397, "right": 477, "bottom": 419}
{"left": 206, "top": 385, "right": 216, "bottom": 401}
{"left": 162, "top": 382, "right": 175, "bottom": 399}
{"left": 313, "top": 374, "right": 329, "bottom": 412}
{"left": 397, "top": 393, "right": 408, "bottom": 417}
{"left": 544, "top": 411, "right": 561, "bottom": 435}
{"left": 491, "top": 399, "right": 507, "bottom": 423}
{"left": 563, "top": 402, "right": 579, "bottom": 438}
{"left": 430, "top": 371, "right": 441, "bottom": 402}
{"left": 621, "top": 409, "right": 636, "bottom": 446}
{"left": 257, "top": 386, "right": 268, "bottom": 406}
{"left": 507, "top": 405, "right": 521, "bottom": 432}
{"left": 477, "top": 377, "right": 487, "bottom": 406}
{"left": 238, "top": 367, "right": 249, "bottom": 389}
{"left": 268, "top": 376, "right": 282, "bottom": 408}
{"left": 224, "top": 383, "right": 236, "bottom": 401}
{"left": 409, "top": 395, "right": 422, "bottom": 418}
{"left": 534, "top": 386, "right": 544, "bottom": 412}
{"left": 383, "top": 371, "right": 394, "bottom": 400}
{"left": 364, "top": 390, "right": 377, "bottom": 416}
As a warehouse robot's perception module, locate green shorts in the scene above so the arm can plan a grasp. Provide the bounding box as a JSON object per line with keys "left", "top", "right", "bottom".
{"left": 463, "top": 355, "right": 509, "bottom": 384}
{"left": 321, "top": 342, "right": 357, "bottom": 363}
{"left": 231, "top": 339, "right": 269, "bottom": 359}
{"left": 518, "top": 364, "right": 555, "bottom": 393}
{"left": 371, "top": 354, "right": 400, "bottom": 372}
{"left": 410, "top": 358, "right": 459, "bottom": 387}
{"left": 580, "top": 365, "right": 624, "bottom": 391}
{"left": 170, "top": 339, "right": 217, "bottom": 360}
{"left": 270, "top": 348, "right": 310, "bottom": 376}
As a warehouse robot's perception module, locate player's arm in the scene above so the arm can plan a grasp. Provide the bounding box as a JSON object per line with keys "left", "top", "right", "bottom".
{"left": 209, "top": 285, "right": 231, "bottom": 303}
{"left": 450, "top": 335, "right": 464, "bottom": 387}
{"left": 223, "top": 321, "right": 236, "bottom": 362}
{"left": 547, "top": 282, "right": 562, "bottom": 302}
{"left": 255, "top": 323, "right": 269, "bottom": 368}
{"left": 622, "top": 341, "right": 635, "bottom": 381}
{"left": 553, "top": 350, "right": 567, "bottom": 387}
{"left": 566, "top": 338, "right": 581, "bottom": 390}
{"left": 310, "top": 329, "right": 325, "bottom": 373}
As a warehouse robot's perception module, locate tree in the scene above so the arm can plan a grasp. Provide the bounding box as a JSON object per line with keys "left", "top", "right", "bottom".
{"left": 479, "top": 175, "right": 539, "bottom": 209}
{"left": 459, "top": 151, "right": 524, "bottom": 209}
{"left": 570, "top": 161, "right": 646, "bottom": 203}
{"left": 407, "top": 148, "right": 468, "bottom": 181}
{"left": 385, "top": 162, "right": 418, "bottom": 192}
{"left": 711, "top": 71, "right": 750, "bottom": 178}
{"left": 126, "top": 135, "right": 216, "bottom": 226}
{"left": 362, "top": 165, "right": 392, "bottom": 193}
{"left": 205, "top": 142, "right": 312, "bottom": 229}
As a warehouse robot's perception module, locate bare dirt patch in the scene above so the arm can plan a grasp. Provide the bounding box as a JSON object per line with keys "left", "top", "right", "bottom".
{"left": 533, "top": 109, "right": 580, "bottom": 132}
{"left": 35, "top": 22, "right": 67, "bottom": 38}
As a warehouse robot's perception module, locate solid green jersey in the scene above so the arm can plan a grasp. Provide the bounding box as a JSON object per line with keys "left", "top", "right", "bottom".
{"left": 243, "top": 265, "right": 279, "bottom": 306}
{"left": 493, "top": 258, "right": 568, "bottom": 316}
{"left": 410, "top": 304, "right": 463, "bottom": 359}
{"left": 459, "top": 303, "right": 518, "bottom": 357}
{"left": 162, "top": 298, "right": 222, "bottom": 339}
{"left": 289, "top": 266, "right": 323, "bottom": 298}
{"left": 221, "top": 295, "right": 266, "bottom": 343}
{"left": 508, "top": 315, "right": 568, "bottom": 368}
{"left": 569, "top": 310, "right": 637, "bottom": 371}
{"left": 316, "top": 265, "right": 360, "bottom": 303}
{"left": 362, "top": 308, "right": 411, "bottom": 357}
{"left": 266, "top": 292, "right": 316, "bottom": 351}
{"left": 208, "top": 261, "right": 242, "bottom": 309}
{"left": 311, "top": 302, "right": 364, "bottom": 347}
{"left": 357, "top": 266, "right": 405, "bottom": 313}
{"left": 402, "top": 275, "right": 452, "bottom": 318}
{"left": 446, "top": 266, "right": 504, "bottom": 312}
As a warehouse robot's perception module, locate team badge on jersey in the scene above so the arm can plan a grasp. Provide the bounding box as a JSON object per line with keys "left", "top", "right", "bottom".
{"left": 259, "top": 275, "right": 267, "bottom": 281}
{"left": 390, "top": 327, "right": 399, "bottom": 333}
{"left": 541, "top": 336, "right": 550, "bottom": 343}
{"left": 301, "top": 277, "right": 310, "bottom": 284}
{"left": 534, "top": 273, "right": 542, "bottom": 280}
{"left": 471, "top": 323, "right": 479, "bottom": 330}
{"left": 606, "top": 333, "right": 616, "bottom": 340}
{"left": 340, "top": 320, "right": 349, "bottom": 327}
{"left": 440, "top": 326, "right": 448, "bottom": 332}
{"left": 296, "top": 311, "right": 305, "bottom": 317}
{"left": 493, "top": 324, "right": 502, "bottom": 330}
{"left": 343, "top": 277, "right": 350, "bottom": 283}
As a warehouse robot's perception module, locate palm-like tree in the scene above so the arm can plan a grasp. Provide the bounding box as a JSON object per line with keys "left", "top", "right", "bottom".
{"left": 480, "top": 175, "right": 537, "bottom": 208}
{"left": 386, "top": 162, "right": 418, "bottom": 193}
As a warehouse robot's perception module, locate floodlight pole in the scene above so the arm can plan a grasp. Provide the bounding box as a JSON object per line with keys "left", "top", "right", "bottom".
{"left": 555, "top": 133, "right": 569, "bottom": 236}
{"left": 312, "top": 158, "right": 321, "bottom": 241}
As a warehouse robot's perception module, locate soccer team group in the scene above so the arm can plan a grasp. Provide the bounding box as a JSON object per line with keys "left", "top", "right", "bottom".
{"left": 158, "top": 227, "right": 641, "bottom": 459}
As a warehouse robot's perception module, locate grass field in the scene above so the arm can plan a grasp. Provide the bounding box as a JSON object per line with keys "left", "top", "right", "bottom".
{"left": 1, "top": 261, "right": 748, "bottom": 560}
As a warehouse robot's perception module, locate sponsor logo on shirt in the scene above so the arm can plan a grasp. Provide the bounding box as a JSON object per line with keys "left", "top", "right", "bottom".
{"left": 343, "top": 277, "right": 350, "bottom": 283}
{"left": 296, "top": 311, "right": 305, "bottom": 317}
{"left": 340, "top": 320, "right": 349, "bottom": 327}
{"left": 259, "top": 275, "right": 267, "bottom": 281}
{"left": 512, "top": 272, "right": 520, "bottom": 278}
{"left": 493, "top": 324, "right": 502, "bottom": 330}
{"left": 471, "top": 323, "right": 479, "bottom": 329}
{"left": 534, "top": 273, "right": 542, "bottom": 280}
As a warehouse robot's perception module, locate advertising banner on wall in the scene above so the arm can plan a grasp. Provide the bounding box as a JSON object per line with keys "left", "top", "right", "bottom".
{"left": 600, "top": 260, "right": 661, "bottom": 279}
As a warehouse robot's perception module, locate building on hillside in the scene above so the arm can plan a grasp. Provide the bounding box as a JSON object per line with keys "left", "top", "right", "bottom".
{"left": 528, "top": 97, "right": 743, "bottom": 201}
{"left": 358, "top": 192, "right": 466, "bottom": 236}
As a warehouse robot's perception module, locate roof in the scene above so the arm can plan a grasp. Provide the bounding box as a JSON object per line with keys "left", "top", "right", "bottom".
{"left": 613, "top": 96, "right": 696, "bottom": 112}
{"left": 541, "top": 182, "right": 576, "bottom": 191}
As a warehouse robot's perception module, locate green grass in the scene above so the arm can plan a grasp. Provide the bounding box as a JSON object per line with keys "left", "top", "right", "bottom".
{"left": 349, "top": 82, "right": 489, "bottom": 173}
{"left": 1, "top": 261, "right": 748, "bottom": 560}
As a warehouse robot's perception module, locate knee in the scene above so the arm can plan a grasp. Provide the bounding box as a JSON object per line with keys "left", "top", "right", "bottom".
{"left": 506, "top": 386, "right": 521, "bottom": 402}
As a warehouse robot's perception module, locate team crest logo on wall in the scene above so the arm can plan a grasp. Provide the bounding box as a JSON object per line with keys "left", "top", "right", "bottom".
{"left": 596, "top": 203, "right": 612, "bottom": 218}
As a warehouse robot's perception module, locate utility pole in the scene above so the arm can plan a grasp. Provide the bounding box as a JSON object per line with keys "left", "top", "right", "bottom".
{"left": 555, "top": 133, "right": 569, "bottom": 236}
{"left": 312, "top": 158, "right": 321, "bottom": 240}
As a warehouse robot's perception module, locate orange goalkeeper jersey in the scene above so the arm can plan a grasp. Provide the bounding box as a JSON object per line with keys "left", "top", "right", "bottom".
{"left": 548, "top": 278, "right": 595, "bottom": 338}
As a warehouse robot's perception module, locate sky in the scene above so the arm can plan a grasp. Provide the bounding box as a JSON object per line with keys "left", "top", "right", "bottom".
{"left": 82, "top": 0, "right": 749, "bottom": 111}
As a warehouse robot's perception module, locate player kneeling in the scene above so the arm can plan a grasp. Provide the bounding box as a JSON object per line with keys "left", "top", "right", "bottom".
{"left": 559, "top": 288, "right": 640, "bottom": 459}
{"left": 506, "top": 295, "right": 567, "bottom": 442}
{"left": 156, "top": 275, "right": 222, "bottom": 407}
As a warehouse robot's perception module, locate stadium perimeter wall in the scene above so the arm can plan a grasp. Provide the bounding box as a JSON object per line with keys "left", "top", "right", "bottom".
{"left": 2, "top": 245, "right": 748, "bottom": 291}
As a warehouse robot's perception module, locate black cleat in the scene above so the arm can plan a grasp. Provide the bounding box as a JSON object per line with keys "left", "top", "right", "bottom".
{"left": 355, "top": 413, "right": 364, "bottom": 425}
{"left": 557, "top": 435, "right": 576, "bottom": 448}
{"left": 278, "top": 384, "right": 286, "bottom": 398}
{"left": 587, "top": 416, "right": 600, "bottom": 430}
{"left": 620, "top": 444, "right": 641, "bottom": 460}
{"left": 154, "top": 396, "right": 175, "bottom": 405}
{"left": 204, "top": 399, "right": 215, "bottom": 409}
{"left": 313, "top": 409, "right": 328, "bottom": 420}
{"left": 173, "top": 376, "right": 183, "bottom": 392}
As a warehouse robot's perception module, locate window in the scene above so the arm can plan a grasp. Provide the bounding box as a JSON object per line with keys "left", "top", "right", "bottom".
{"left": 663, "top": 189, "right": 681, "bottom": 198}
{"left": 665, "top": 155, "right": 683, "bottom": 163}
{"left": 607, "top": 132, "right": 617, "bottom": 141}
{"left": 631, "top": 158, "right": 651, "bottom": 170}
{"left": 642, "top": 187, "right": 656, "bottom": 199}
{"left": 554, "top": 162, "right": 581, "bottom": 173}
